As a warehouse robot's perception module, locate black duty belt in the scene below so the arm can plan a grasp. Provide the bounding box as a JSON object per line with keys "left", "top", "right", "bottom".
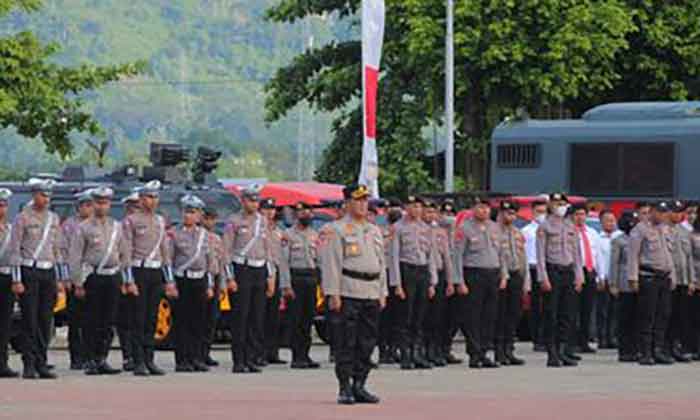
{"left": 291, "top": 268, "right": 317, "bottom": 277}
{"left": 639, "top": 265, "right": 671, "bottom": 279}
{"left": 546, "top": 263, "right": 574, "bottom": 273}
{"left": 342, "top": 268, "right": 380, "bottom": 281}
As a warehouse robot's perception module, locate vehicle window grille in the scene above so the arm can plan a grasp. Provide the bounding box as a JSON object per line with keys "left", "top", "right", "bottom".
{"left": 496, "top": 144, "right": 540, "bottom": 168}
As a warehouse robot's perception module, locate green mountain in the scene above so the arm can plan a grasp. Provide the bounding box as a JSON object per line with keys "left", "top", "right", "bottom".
{"left": 0, "top": 0, "right": 341, "bottom": 180}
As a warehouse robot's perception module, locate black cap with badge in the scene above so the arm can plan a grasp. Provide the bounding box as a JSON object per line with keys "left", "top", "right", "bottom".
{"left": 294, "top": 201, "right": 313, "bottom": 211}
{"left": 671, "top": 200, "right": 686, "bottom": 213}
{"left": 654, "top": 200, "right": 671, "bottom": 213}
{"left": 499, "top": 200, "right": 520, "bottom": 212}
{"left": 343, "top": 184, "right": 370, "bottom": 200}
{"left": 549, "top": 192, "right": 569, "bottom": 203}
{"left": 260, "top": 198, "right": 276, "bottom": 210}
{"left": 0, "top": 188, "right": 12, "bottom": 204}
{"left": 405, "top": 195, "right": 424, "bottom": 206}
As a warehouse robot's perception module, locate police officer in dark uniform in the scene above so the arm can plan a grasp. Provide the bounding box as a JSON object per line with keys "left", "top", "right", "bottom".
{"left": 319, "top": 184, "right": 387, "bottom": 405}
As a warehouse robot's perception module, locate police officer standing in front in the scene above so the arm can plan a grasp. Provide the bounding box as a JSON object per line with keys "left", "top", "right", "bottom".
{"left": 69, "top": 187, "right": 126, "bottom": 375}
{"left": 455, "top": 197, "right": 505, "bottom": 368}
{"left": 282, "top": 202, "right": 321, "bottom": 369}
{"left": 201, "top": 207, "right": 224, "bottom": 367}
{"left": 0, "top": 189, "right": 18, "bottom": 378}
{"left": 390, "top": 196, "right": 437, "bottom": 370}
{"left": 123, "top": 180, "right": 174, "bottom": 376}
{"left": 627, "top": 201, "right": 676, "bottom": 365}
{"left": 536, "top": 193, "right": 584, "bottom": 368}
{"left": 223, "top": 185, "right": 273, "bottom": 374}
{"left": 170, "top": 195, "right": 216, "bottom": 373}
{"left": 10, "top": 179, "right": 64, "bottom": 379}
{"left": 62, "top": 189, "right": 94, "bottom": 370}
{"left": 116, "top": 190, "right": 140, "bottom": 372}
{"left": 319, "top": 184, "right": 386, "bottom": 405}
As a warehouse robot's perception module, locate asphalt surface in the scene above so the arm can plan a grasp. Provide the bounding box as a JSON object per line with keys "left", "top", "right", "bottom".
{"left": 1, "top": 343, "right": 698, "bottom": 420}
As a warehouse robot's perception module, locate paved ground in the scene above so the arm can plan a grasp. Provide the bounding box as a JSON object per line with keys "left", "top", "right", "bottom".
{"left": 1, "top": 344, "right": 698, "bottom": 420}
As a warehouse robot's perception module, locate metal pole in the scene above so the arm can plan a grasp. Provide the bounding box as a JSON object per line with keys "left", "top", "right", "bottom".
{"left": 445, "top": 0, "right": 455, "bottom": 192}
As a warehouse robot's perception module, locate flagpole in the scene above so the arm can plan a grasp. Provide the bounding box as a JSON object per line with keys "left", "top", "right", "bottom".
{"left": 445, "top": 0, "right": 455, "bottom": 193}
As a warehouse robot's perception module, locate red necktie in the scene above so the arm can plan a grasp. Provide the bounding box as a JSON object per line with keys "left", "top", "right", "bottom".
{"left": 578, "top": 225, "right": 594, "bottom": 272}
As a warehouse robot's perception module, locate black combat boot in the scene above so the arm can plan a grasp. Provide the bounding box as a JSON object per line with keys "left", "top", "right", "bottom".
{"left": 412, "top": 345, "right": 433, "bottom": 369}
{"left": 337, "top": 379, "right": 355, "bottom": 405}
{"left": 505, "top": 345, "right": 525, "bottom": 366}
{"left": 670, "top": 342, "right": 691, "bottom": 363}
{"left": 352, "top": 378, "right": 380, "bottom": 404}
{"left": 145, "top": 349, "right": 165, "bottom": 376}
{"left": 399, "top": 346, "right": 414, "bottom": 370}
{"left": 546, "top": 346, "right": 561, "bottom": 368}
{"left": 495, "top": 342, "right": 508, "bottom": 366}
{"left": 653, "top": 347, "right": 674, "bottom": 365}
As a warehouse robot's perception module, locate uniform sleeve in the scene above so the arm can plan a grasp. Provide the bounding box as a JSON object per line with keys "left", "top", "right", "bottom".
{"left": 161, "top": 219, "right": 172, "bottom": 266}
{"left": 222, "top": 221, "right": 235, "bottom": 277}
{"left": 53, "top": 215, "right": 64, "bottom": 265}
{"left": 441, "top": 233, "right": 454, "bottom": 288}
{"left": 498, "top": 228, "right": 509, "bottom": 282}
{"left": 453, "top": 222, "right": 466, "bottom": 285}
{"left": 68, "top": 224, "right": 86, "bottom": 286}
{"left": 9, "top": 214, "right": 25, "bottom": 283}
{"left": 535, "top": 224, "right": 547, "bottom": 284}
{"left": 118, "top": 223, "right": 129, "bottom": 272}
{"left": 627, "top": 227, "right": 643, "bottom": 282}
{"left": 685, "top": 233, "right": 695, "bottom": 288}
{"left": 122, "top": 216, "right": 134, "bottom": 266}
{"left": 319, "top": 225, "right": 342, "bottom": 297}
{"left": 377, "top": 228, "right": 388, "bottom": 298}
{"left": 389, "top": 223, "right": 402, "bottom": 287}
{"left": 592, "top": 230, "right": 605, "bottom": 282}
{"left": 428, "top": 231, "right": 439, "bottom": 287}
{"left": 280, "top": 233, "right": 292, "bottom": 289}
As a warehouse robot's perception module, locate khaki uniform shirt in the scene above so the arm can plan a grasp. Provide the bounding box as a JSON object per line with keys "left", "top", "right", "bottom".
{"left": 390, "top": 218, "right": 438, "bottom": 287}
{"left": 281, "top": 224, "right": 318, "bottom": 288}
{"left": 691, "top": 231, "right": 700, "bottom": 286}
{"left": 122, "top": 209, "right": 171, "bottom": 267}
{"left": 627, "top": 221, "right": 676, "bottom": 284}
{"left": 319, "top": 215, "right": 388, "bottom": 300}
{"left": 0, "top": 221, "right": 12, "bottom": 268}
{"left": 609, "top": 234, "right": 633, "bottom": 293}
{"left": 170, "top": 226, "right": 215, "bottom": 273}
{"left": 11, "top": 206, "right": 64, "bottom": 270}
{"left": 500, "top": 223, "right": 531, "bottom": 290}
{"left": 68, "top": 217, "right": 128, "bottom": 286}
{"left": 431, "top": 223, "right": 454, "bottom": 284}
{"left": 454, "top": 218, "right": 504, "bottom": 284}
{"left": 222, "top": 212, "right": 271, "bottom": 270}
{"left": 670, "top": 224, "right": 695, "bottom": 286}
{"left": 536, "top": 215, "right": 584, "bottom": 283}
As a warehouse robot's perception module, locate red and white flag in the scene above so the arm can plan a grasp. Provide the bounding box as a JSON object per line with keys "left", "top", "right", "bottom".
{"left": 359, "top": 0, "right": 385, "bottom": 198}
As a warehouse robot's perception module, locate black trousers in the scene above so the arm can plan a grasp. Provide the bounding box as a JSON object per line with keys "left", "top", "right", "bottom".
{"left": 128, "top": 267, "right": 164, "bottom": 365}
{"left": 464, "top": 267, "right": 499, "bottom": 358}
{"left": 84, "top": 274, "right": 121, "bottom": 363}
{"left": 496, "top": 271, "right": 524, "bottom": 349}
{"left": 0, "top": 275, "right": 14, "bottom": 368}
{"left": 204, "top": 284, "right": 221, "bottom": 359}
{"left": 636, "top": 274, "right": 671, "bottom": 355}
{"left": 18, "top": 267, "right": 56, "bottom": 368}
{"left": 443, "top": 293, "right": 468, "bottom": 355}
{"left": 617, "top": 292, "right": 637, "bottom": 357}
{"left": 378, "top": 270, "right": 396, "bottom": 351}
{"left": 174, "top": 277, "right": 208, "bottom": 365}
{"left": 67, "top": 293, "right": 86, "bottom": 364}
{"left": 229, "top": 263, "right": 267, "bottom": 367}
{"left": 288, "top": 271, "right": 317, "bottom": 363}
{"left": 691, "top": 293, "right": 700, "bottom": 353}
{"left": 542, "top": 265, "right": 575, "bottom": 351}
{"left": 596, "top": 289, "right": 617, "bottom": 345}
{"left": 263, "top": 275, "right": 281, "bottom": 360}
{"left": 395, "top": 263, "right": 429, "bottom": 352}
{"left": 424, "top": 270, "right": 447, "bottom": 348}
{"left": 573, "top": 269, "right": 596, "bottom": 348}
{"left": 528, "top": 267, "right": 544, "bottom": 345}
{"left": 334, "top": 297, "right": 379, "bottom": 383}
{"left": 116, "top": 292, "right": 132, "bottom": 361}
{"left": 667, "top": 285, "right": 692, "bottom": 350}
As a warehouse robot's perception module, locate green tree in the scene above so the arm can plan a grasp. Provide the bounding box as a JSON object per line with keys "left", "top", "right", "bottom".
{"left": 0, "top": 0, "right": 143, "bottom": 157}
{"left": 264, "top": 0, "right": 635, "bottom": 193}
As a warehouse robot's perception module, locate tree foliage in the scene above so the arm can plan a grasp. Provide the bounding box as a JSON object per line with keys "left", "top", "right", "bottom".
{"left": 0, "top": 0, "right": 144, "bottom": 157}
{"left": 265, "top": 0, "right": 699, "bottom": 193}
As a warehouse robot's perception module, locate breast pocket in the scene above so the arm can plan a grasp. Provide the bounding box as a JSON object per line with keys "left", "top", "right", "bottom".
{"left": 134, "top": 224, "right": 148, "bottom": 238}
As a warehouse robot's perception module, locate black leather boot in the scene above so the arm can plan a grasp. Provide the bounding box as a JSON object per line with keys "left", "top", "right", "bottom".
{"left": 353, "top": 378, "right": 380, "bottom": 404}
{"left": 145, "top": 349, "right": 165, "bottom": 376}
{"left": 505, "top": 346, "right": 525, "bottom": 366}
{"left": 399, "top": 346, "right": 414, "bottom": 370}
{"left": 653, "top": 348, "right": 674, "bottom": 365}
{"left": 546, "top": 346, "right": 561, "bottom": 368}
{"left": 412, "top": 345, "right": 433, "bottom": 369}
{"left": 337, "top": 379, "right": 355, "bottom": 405}
{"left": 495, "top": 343, "right": 508, "bottom": 366}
